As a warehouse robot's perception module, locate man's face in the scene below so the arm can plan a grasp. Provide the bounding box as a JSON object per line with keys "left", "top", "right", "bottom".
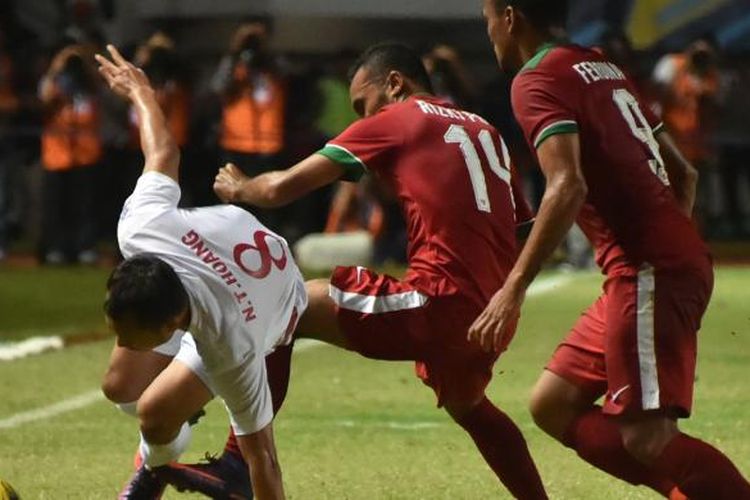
{"left": 482, "top": 0, "right": 520, "bottom": 72}
{"left": 106, "top": 316, "right": 174, "bottom": 351}
{"left": 349, "top": 66, "right": 392, "bottom": 118}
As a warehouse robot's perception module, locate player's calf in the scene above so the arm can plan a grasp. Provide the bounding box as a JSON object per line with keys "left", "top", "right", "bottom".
{"left": 449, "top": 396, "right": 548, "bottom": 499}
{"left": 619, "top": 415, "right": 679, "bottom": 465}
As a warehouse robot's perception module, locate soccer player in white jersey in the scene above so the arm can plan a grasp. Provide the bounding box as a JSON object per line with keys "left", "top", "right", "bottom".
{"left": 95, "top": 46, "right": 306, "bottom": 500}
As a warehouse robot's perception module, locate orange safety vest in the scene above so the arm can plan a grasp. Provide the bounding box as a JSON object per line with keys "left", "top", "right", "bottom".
{"left": 42, "top": 93, "right": 102, "bottom": 171}
{"left": 662, "top": 55, "right": 719, "bottom": 163}
{"left": 220, "top": 70, "right": 285, "bottom": 155}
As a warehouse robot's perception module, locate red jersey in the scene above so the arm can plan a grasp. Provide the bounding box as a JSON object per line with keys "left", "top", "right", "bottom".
{"left": 512, "top": 44, "right": 709, "bottom": 276}
{"left": 317, "top": 95, "right": 532, "bottom": 304}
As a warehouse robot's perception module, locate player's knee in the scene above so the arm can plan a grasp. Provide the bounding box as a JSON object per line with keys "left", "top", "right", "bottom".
{"left": 620, "top": 422, "right": 677, "bottom": 465}
{"left": 101, "top": 370, "right": 139, "bottom": 404}
{"left": 528, "top": 384, "right": 564, "bottom": 437}
{"left": 137, "top": 399, "right": 175, "bottom": 444}
{"left": 444, "top": 397, "right": 483, "bottom": 423}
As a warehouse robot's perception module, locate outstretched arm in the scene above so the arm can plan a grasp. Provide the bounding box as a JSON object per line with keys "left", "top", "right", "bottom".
{"left": 214, "top": 154, "right": 345, "bottom": 208}
{"left": 237, "top": 423, "right": 285, "bottom": 500}
{"left": 96, "top": 45, "right": 180, "bottom": 182}
{"left": 468, "top": 133, "right": 587, "bottom": 352}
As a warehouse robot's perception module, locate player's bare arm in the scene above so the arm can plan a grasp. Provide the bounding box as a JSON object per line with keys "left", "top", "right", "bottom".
{"left": 96, "top": 45, "right": 180, "bottom": 182}
{"left": 214, "top": 153, "right": 345, "bottom": 207}
{"left": 237, "top": 423, "right": 285, "bottom": 500}
{"left": 656, "top": 131, "right": 699, "bottom": 217}
{"left": 468, "top": 133, "right": 587, "bottom": 353}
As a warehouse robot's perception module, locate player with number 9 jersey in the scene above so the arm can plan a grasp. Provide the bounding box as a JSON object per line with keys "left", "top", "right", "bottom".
{"left": 512, "top": 43, "right": 709, "bottom": 277}
{"left": 512, "top": 42, "right": 713, "bottom": 418}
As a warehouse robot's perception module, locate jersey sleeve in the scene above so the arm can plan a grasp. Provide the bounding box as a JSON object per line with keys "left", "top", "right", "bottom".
{"left": 117, "top": 171, "right": 181, "bottom": 257}
{"left": 120, "top": 171, "right": 180, "bottom": 219}
{"left": 316, "top": 111, "right": 402, "bottom": 182}
{"left": 209, "top": 350, "right": 274, "bottom": 436}
{"left": 511, "top": 72, "right": 579, "bottom": 150}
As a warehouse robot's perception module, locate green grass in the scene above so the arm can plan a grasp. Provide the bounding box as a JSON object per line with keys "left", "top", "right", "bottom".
{"left": 0, "top": 266, "right": 110, "bottom": 340}
{"left": 0, "top": 266, "right": 748, "bottom": 498}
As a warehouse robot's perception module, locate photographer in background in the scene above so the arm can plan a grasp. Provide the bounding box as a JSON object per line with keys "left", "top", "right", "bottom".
{"left": 653, "top": 35, "right": 721, "bottom": 233}
{"left": 38, "top": 44, "right": 101, "bottom": 264}
{"left": 212, "top": 20, "right": 286, "bottom": 228}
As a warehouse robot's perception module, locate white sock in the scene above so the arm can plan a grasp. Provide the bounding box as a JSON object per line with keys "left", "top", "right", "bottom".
{"left": 116, "top": 401, "right": 138, "bottom": 417}
{"left": 139, "top": 422, "right": 192, "bottom": 468}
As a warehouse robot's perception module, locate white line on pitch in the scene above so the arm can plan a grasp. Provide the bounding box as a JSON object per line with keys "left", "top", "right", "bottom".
{"left": 526, "top": 274, "right": 574, "bottom": 297}
{"left": 0, "top": 390, "right": 104, "bottom": 429}
{"left": 0, "top": 340, "right": 324, "bottom": 430}
{"left": 334, "top": 419, "right": 445, "bottom": 430}
{"left": 0, "top": 274, "right": 577, "bottom": 429}
{"left": 0, "top": 336, "right": 65, "bottom": 361}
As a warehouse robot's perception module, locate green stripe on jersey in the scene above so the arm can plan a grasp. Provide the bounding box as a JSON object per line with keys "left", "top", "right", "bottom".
{"left": 653, "top": 122, "right": 665, "bottom": 134}
{"left": 521, "top": 42, "right": 558, "bottom": 72}
{"left": 534, "top": 121, "right": 579, "bottom": 149}
{"left": 317, "top": 144, "right": 367, "bottom": 182}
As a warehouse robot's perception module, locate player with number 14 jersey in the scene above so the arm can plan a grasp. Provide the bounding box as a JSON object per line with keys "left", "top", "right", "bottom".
{"left": 321, "top": 94, "right": 533, "bottom": 305}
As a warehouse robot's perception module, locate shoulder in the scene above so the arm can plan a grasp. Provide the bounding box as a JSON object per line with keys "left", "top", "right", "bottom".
{"left": 117, "top": 172, "right": 184, "bottom": 254}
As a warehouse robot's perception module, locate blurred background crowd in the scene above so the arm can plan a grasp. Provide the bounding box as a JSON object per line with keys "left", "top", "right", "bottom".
{"left": 0, "top": 0, "right": 748, "bottom": 267}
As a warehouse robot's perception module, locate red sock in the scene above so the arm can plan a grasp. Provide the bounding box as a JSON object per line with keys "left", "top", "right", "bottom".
{"left": 651, "top": 433, "right": 750, "bottom": 500}
{"left": 456, "top": 398, "right": 547, "bottom": 500}
{"left": 563, "top": 407, "right": 675, "bottom": 496}
{"left": 224, "top": 428, "right": 242, "bottom": 458}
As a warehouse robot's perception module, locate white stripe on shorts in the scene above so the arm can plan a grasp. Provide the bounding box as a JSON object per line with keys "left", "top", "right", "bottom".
{"left": 329, "top": 285, "right": 428, "bottom": 314}
{"left": 637, "top": 265, "right": 660, "bottom": 410}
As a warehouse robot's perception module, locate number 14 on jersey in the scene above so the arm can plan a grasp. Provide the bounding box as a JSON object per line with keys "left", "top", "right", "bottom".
{"left": 444, "top": 125, "right": 514, "bottom": 213}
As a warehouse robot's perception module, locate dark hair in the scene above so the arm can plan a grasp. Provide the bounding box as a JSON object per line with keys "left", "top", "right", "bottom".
{"left": 105, "top": 254, "right": 188, "bottom": 330}
{"left": 503, "top": 0, "right": 568, "bottom": 31}
{"left": 349, "top": 42, "right": 434, "bottom": 93}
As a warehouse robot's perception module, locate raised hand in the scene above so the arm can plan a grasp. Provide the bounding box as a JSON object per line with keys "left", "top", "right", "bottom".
{"left": 214, "top": 163, "right": 250, "bottom": 203}
{"left": 95, "top": 45, "right": 152, "bottom": 101}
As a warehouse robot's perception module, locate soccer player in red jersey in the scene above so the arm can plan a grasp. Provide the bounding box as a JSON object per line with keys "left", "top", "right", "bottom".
{"left": 214, "top": 43, "right": 548, "bottom": 499}
{"left": 474, "top": 1, "right": 750, "bottom": 499}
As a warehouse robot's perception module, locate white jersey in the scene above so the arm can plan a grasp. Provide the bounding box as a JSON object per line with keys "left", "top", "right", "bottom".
{"left": 118, "top": 171, "right": 307, "bottom": 434}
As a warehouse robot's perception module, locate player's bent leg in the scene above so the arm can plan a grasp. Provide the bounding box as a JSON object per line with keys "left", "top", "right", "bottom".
{"left": 620, "top": 415, "right": 750, "bottom": 499}
{"left": 137, "top": 359, "right": 213, "bottom": 463}
{"left": 119, "top": 358, "right": 212, "bottom": 500}
{"left": 619, "top": 413, "right": 678, "bottom": 465}
{"left": 529, "top": 369, "right": 599, "bottom": 441}
{"left": 295, "top": 278, "right": 349, "bottom": 348}
{"left": 533, "top": 364, "right": 678, "bottom": 496}
{"left": 102, "top": 345, "right": 173, "bottom": 406}
{"left": 445, "top": 397, "right": 548, "bottom": 500}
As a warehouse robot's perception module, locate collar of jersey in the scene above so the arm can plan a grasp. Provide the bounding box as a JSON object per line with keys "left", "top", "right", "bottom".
{"left": 521, "top": 41, "right": 559, "bottom": 72}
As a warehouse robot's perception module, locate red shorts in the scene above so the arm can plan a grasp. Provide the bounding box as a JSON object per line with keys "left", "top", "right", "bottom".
{"left": 329, "top": 266, "right": 507, "bottom": 407}
{"left": 547, "top": 263, "right": 713, "bottom": 418}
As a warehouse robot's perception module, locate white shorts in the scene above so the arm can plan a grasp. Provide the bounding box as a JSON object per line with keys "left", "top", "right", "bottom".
{"left": 153, "top": 330, "right": 215, "bottom": 395}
